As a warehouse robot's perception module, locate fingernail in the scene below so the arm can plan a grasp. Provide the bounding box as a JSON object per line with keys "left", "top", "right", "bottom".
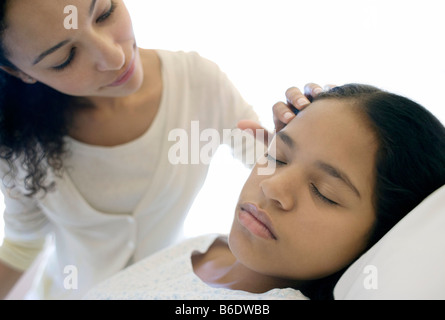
{"left": 314, "top": 88, "right": 323, "bottom": 95}
{"left": 284, "top": 112, "right": 294, "bottom": 120}
{"left": 297, "top": 98, "right": 310, "bottom": 107}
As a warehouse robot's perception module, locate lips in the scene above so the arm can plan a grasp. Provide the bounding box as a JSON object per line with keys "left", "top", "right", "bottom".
{"left": 239, "top": 203, "right": 277, "bottom": 240}
{"left": 107, "top": 56, "right": 136, "bottom": 87}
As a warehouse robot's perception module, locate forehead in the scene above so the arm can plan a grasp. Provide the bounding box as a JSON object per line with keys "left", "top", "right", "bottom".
{"left": 5, "top": 0, "right": 72, "bottom": 35}
{"left": 287, "top": 99, "right": 372, "bottom": 143}
{"left": 283, "top": 99, "right": 378, "bottom": 190}
{"left": 3, "top": 0, "right": 89, "bottom": 62}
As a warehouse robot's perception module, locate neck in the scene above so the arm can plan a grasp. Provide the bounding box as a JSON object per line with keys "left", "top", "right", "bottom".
{"left": 219, "top": 260, "right": 296, "bottom": 294}
{"left": 192, "top": 238, "right": 304, "bottom": 294}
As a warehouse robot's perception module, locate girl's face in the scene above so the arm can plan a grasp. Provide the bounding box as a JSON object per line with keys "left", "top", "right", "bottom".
{"left": 2, "top": 0, "right": 143, "bottom": 97}
{"left": 229, "top": 99, "right": 378, "bottom": 281}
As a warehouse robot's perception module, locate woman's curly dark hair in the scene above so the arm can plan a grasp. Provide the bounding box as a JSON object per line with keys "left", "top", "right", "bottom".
{"left": 0, "top": 0, "right": 87, "bottom": 196}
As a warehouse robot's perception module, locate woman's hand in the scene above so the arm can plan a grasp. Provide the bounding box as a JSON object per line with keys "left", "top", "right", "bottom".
{"left": 238, "top": 83, "right": 334, "bottom": 146}
{"left": 273, "top": 83, "right": 336, "bottom": 132}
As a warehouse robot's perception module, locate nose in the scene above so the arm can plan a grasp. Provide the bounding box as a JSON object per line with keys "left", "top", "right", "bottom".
{"left": 89, "top": 32, "right": 126, "bottom": 72}
{"left": 259, "top": 171, "right": 296, "bottom": 211}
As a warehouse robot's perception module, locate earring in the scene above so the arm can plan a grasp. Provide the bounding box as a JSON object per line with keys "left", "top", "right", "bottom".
{"left": 23, "top": 75, "right": 37, "bottom": 84}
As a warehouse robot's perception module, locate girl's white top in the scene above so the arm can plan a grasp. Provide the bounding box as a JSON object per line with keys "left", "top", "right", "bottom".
{"left": 84, "top": 234, "right": 308, "bottom": 300}
{"left": 0, "top": 50, "right": 264, "bottom": 299}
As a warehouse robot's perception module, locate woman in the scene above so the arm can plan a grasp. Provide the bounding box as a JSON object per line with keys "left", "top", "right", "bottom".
{"left": 84, "top": 84, "right": 445, "bottom": 300}
{"left": 0, "top": 0, "right": 304, "bottom": 299}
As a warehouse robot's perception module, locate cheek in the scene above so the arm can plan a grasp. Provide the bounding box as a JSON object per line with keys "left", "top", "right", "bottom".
{"left": 228, "top": 220, "right": 285, "bottom": 276}
{"left": 112, "top": 5, "right": 136, "bottom": 42}
{"left": 40, "top": 73, "right": 97, "bottom": 96}
{"left": 237, "top": 167, "right": 262, "bottom": 197}
{"left": 278, "top": 211, "right": 375, "bottom": 279}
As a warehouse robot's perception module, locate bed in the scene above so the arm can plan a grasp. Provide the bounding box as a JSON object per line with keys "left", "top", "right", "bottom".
{"left": 334, "top": 184, "right": 445, "bottom": 299}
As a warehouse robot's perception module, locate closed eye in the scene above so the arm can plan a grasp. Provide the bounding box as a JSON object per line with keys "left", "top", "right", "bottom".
{"left": 310, "top": 183, "right": 338, "bottom": 206}
{"left": 51, "top": 1, "right": 117, "bottom": 72}
{"left": 96, "top": 1, "right": 117, "bottom": 23}
{"left": 52, "top": 47, "right": 76, "bottom": 71}
{"left": 266, "top": 153, "right": 287, "bottom": 166}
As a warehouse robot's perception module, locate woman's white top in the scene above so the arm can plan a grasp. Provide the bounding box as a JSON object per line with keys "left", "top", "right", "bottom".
{"left": 84, "top": 234, "right": 308, "bottom": 300}
{"left": 0, "top": 50, "right": 263, "bottom": 299}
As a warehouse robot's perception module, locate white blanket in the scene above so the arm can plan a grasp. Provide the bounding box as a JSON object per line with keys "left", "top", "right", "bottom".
{"left": 84, "top": 234, "right": 307, "bottom": 300}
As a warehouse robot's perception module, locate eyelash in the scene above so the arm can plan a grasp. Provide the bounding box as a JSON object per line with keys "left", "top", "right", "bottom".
{"left": 310, "top": 184, "right": 338, "bottom": 206}
{"left": 96, "top": 0, "right": 117, "bottom": 23}
{"left": 265, "top": 153, "right": 287, "bottom": 166}
{"left": 52, "top": 47, "right": 77, "bottom": 71}
{"left": 266, "top": 153, "right": 338, "bottom": 206}
{"left": 52, "top": 1, "right": 117, "bottom": 72}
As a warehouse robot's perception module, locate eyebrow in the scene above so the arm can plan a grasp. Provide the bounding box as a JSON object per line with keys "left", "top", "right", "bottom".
{"left": 277, "top": 131, "right": 294, "bottom": 149}
{"left": 33, "top": 40, "right": 70, "bottom": 65}
{"left": 277, "top": 131, "right": 361, "bottom": 198}
{"left": 33, "top": 0, "right": 98, "bottom": 66}
{"left": 89, "top": 0, "right": 98, "bottom": 16}
{"left": 315, "top": 161, "right": 361, "bottom": 198}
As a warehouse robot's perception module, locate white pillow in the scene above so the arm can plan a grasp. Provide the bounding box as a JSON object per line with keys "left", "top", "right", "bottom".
{"left": 334, "top": 184, "right": 445, "bottom": 300}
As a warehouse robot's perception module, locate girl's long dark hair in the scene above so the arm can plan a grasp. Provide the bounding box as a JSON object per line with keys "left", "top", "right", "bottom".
{"left": 300, "top": 84, "right": 445, "bottom": 300}
{"left": 0, "top": 0, "right": 87, "bottom": 196}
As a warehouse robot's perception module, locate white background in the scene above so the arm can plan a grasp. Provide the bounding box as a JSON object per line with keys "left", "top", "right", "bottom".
{"left": 1, "top": 0, "right": 444, "bottom": 241}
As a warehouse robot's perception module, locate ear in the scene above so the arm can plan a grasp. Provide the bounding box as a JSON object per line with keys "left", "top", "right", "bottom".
{"left": 0, "top": 66, "right": 37, "bottom": 84}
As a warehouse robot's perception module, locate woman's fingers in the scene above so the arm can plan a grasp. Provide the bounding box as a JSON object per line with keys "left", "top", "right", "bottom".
{"left": 273, "top": 101, "right": 296, "bottom": 133}
{"left": 273, "top": 83, "right": 338, "bottom": 133}
{"left": 272, "top": 86, "right": 312, "bottom": 131}
{"left": 304, "top": 83, "right": 324, "bottom": 100}
{"left": 285, "top": 87, "right": 311, "bottom": 111}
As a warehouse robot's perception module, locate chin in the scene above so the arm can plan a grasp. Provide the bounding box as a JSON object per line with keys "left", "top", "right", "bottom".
{"left": 105, "top": 75, "right": 144, "bottom": 97}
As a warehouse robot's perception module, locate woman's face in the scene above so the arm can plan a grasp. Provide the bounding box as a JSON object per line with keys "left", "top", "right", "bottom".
{"left": 2, "top": 0, "right": 143, "bottom": 97}
{"left": 229, "top": 99, "right": 379, "bottom": 281}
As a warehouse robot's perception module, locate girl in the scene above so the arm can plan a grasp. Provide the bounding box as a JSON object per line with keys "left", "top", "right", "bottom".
{"left": 84, "top": 84, "right": 445, "bottom": 300}
{"left": 0, "top": 0, "right": 304, "bottom": 299}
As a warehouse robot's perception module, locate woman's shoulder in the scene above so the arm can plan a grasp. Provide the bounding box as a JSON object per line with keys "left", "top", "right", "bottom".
{"left": 155, "top": 49, "right": 222, "bottom": 78}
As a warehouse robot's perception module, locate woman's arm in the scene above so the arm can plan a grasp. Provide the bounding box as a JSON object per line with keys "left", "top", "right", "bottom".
{"left": 0, "top": 163, "right": 50, "bottom": 299}
{"left": 0, "top": 261, "right": 23, "bottom": 299}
